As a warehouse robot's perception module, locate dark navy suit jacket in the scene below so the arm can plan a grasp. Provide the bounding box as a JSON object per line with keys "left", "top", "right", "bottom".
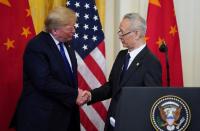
{"left": 88, "top": 46, "right": 162, "bottom": 131}
{"left": 10, "top": 31, "right": 80, "bottom": 131}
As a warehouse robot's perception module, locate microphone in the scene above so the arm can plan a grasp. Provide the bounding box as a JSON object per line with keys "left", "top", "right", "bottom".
{"left": 159, "top": 41, "right": 168, "bottom": 52}
{"left": 159, "top": 41, "right": 170, "bottom": 86}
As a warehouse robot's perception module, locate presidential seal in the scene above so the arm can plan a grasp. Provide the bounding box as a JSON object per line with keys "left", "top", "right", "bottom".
{"left": 150, "top": 95, "right": 191, "bottom": 131}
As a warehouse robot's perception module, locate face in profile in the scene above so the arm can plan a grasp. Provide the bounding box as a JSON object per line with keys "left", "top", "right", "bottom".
{"left": 59, "top": 24, "right": 75, "bottom": 41}
{"left": 53, "top": 21, "right": 76, "bottom": 42}
{"left": 118, "top": 18, "right": 136, "bottom": 49}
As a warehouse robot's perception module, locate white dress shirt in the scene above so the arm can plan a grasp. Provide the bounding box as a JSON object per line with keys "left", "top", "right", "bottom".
{"left": 49, "top": 33, "right": 73, "bottom": 71}
{"left": 127, "top": 44, "right": 146, "bottom": 69}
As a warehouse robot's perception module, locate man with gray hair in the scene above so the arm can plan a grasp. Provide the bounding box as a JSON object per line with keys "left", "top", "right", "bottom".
{"left": 82, "top": 12, "right": 162, "bottom": 131}
{"left": 10, "top": 6, "right": 86, "bottom": 131}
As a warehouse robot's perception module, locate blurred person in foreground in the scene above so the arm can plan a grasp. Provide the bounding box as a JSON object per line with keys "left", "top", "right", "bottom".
{"left": 9, "top": 6, "right": 87, "bottom": 131}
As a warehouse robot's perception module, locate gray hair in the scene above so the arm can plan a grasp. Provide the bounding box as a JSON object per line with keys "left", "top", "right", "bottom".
{"left": 123, "top": 13, "right": 147, "bottom": 36}
{"left": 45, "top": 6, "right": 76, "bottom": 32}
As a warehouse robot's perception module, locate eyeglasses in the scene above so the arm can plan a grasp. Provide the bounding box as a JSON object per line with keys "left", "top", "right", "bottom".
{"left": 117, "top": 30, "right": 134, "bottom": 37}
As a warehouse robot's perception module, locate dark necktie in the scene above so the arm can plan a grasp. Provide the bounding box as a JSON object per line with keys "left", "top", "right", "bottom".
{"left": 120, "top": 53, "right": 130, "bottom": 81}
{"left": 59, "top": 43, "right": 74, "bottom": 83}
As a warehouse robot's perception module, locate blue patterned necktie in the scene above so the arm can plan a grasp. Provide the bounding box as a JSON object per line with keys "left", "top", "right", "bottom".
{"left": 59, "top": 42, "right": 74, "bottom": 82}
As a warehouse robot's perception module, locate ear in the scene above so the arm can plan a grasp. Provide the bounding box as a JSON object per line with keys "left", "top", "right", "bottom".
{"left": 52, "top": 29, "right": 58, "bottom": 36}
{"left": 134, "top": 31, "right": 141, "bottom": 40}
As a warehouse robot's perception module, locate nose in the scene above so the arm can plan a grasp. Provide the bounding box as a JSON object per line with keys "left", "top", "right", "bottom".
{"left": 119, "top": 35, "right": 123, "bottom": 40}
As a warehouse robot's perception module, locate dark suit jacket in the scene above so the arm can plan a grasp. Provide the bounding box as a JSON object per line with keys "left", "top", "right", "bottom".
{"left": 10, "top": 31, "right": 80, "bottom": 131}
{"left": 88, "top": 45, "right": 162, "bottom": 131}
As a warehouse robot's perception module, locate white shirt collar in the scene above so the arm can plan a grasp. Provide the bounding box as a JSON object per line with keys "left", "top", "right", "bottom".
{"left": 49, "top": 33, "right": 60, "bottom": 46}
{"left": 127, "top": 44, "right": 146, "bottom": 68}
{"left": 128, "top": 44, "right": 146, "bottom": 58}
{"left": 49, "top": 33, "right": 73, "bottom": 70}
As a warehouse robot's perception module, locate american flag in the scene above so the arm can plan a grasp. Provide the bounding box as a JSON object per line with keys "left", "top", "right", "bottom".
{"left": 66, "top": 0, "right": 109, "bottom": 130}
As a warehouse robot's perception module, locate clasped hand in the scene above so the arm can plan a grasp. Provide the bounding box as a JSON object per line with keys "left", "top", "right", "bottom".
{"left": 76, "top": 89, "right": 91, "bottom": 106}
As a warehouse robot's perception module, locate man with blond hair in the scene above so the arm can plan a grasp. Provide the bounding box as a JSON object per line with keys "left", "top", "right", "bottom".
{"left": 10, "top": 6, "right": 85, "bottom": 131}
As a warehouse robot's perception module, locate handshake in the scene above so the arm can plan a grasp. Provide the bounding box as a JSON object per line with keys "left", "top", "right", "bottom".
{"left": 76, "top": 89, "right": 91, "bottom": 106}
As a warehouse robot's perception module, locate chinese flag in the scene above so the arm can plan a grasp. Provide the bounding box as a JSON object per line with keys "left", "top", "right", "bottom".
{"left": 146, "top": 0, "right": 183, "bottom": 87}
{"left": 0, "top": 0, "right": 35, "bottom": 131}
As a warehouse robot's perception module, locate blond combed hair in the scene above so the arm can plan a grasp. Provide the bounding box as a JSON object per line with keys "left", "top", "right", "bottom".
{"left": 45, "top": 6, "right": 76, "bottom": 32}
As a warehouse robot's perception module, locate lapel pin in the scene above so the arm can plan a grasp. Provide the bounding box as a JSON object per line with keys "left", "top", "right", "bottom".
{"left": 136, "top": 62, "right": 140, "bottom": 66}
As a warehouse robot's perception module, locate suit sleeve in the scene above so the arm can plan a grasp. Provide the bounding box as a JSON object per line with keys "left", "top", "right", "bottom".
{"left": 88, "top": 51, "right": 125, "bottom": 104}
{"left": 24, "top": 44, "right": 78, "bottom": 108}
{"left": 88, "top": 82, "right": 112, "bottom": 105}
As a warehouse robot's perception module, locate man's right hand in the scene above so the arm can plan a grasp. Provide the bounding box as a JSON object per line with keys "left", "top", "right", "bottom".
{"left": 76, "top": 89, "right": 91, "bottom": 106}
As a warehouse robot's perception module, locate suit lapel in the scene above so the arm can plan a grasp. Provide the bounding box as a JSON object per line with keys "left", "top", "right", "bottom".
{"left": 44, "top": 32, "right": 67, "bottom": 73}
{"left": 112, "top": 50, "right": 128, "bottom": 96}
{"left": 65, "top": 43, "right": 78, "bottom": 86}
{"left": 64, "top": 43, "right": 77, "bottom": 75}
{"left": 120, "top": 46, "right": 149, "bottom": 86}
{"left": 43, "top": 32, "right": 76, "bottom": 86}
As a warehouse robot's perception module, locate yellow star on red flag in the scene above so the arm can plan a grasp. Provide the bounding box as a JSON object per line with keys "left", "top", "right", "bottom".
{"left": 0, "top": 0, "right": 37, "bottom": 129}
{"left": 26, "top": 8, "right": 31, "bottom": 17}
{"left": 149, "top": 0, "right": 161, "bottom": 7}
{"left": 144, "top": 36, "right": 150, "bottom": 43}
{"left": 156, "top": 37, "right": 165, "bottom": 47}
{"left": 3, "top": 38, "right": 15, "bottom": 50}
{"left": 147, "top": 0, "right": 183, "bottom": 87}
{"left": 21, "top": 27, "right": 32, "bottom": 38}
{"left": 169, "top": 25, "right": 177, "bottom": 36}
{"left": 0, "top": 0, "right": 11, "bottom": 7}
